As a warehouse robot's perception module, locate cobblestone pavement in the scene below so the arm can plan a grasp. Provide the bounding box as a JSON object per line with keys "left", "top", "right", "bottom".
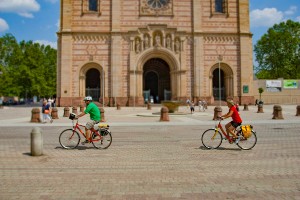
{"left": 0, "top": 105, "right": 300, "bottom": 199}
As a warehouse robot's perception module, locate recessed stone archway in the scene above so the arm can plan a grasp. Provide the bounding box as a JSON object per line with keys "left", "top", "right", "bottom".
{"left": 79, "top": 62, "right": 104, "bottom": 101}
{"left": 131, "top": 48, "right": 183, "bottom": 103}
{"left": 209, "top": 63, "right": 234, "bottom": 100}
{"left": 143, "top": 58, "right": 171, "bottom": 103}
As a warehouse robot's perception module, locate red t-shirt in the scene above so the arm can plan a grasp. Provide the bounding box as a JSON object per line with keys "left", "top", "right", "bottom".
{"left": 230, "top": 106, "right": 242, "bottom": 123}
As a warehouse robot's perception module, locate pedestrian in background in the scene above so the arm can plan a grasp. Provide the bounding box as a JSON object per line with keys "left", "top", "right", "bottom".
{"left": 42, "top": 100, "right": 53, "bottom": 123}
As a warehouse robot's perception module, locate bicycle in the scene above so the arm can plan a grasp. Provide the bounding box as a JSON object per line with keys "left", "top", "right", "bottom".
{"left": 201, "top": 117, "right": 257, "bottom": 150}
{"left": 59, "top": 113, "right": 112, "bottom": 149}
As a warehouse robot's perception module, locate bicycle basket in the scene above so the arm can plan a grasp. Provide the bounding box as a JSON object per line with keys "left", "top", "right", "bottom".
{"left": 69, "top": 113, "right": 76, "bottom": 120}
{"left": 241, "top": 125, "right": 252, "bottom": 138}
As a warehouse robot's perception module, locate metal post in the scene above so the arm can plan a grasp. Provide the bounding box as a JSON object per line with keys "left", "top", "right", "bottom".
{"left": 134, "top": 68, "right": 136, "bottom": 109}
{"left": 102, "top": 69, "right": 105, "bottom": 108}
{"left": 218, "top": 55, "right": 223, "bottom": 107}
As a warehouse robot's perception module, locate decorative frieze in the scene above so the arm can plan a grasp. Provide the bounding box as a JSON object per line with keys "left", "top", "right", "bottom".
{"left": 73, "top": 35, "right": 110, "bottom": 43}
{"left": 204, "top": 35, "right": 238, "bottom": 44}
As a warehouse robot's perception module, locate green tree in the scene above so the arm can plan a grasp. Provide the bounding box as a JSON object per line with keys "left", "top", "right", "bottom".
{"left": 0, "top": 33, "right": 57, "bottom": 99}
{"left": 254, "top": 20, "right": 300, "bottom": 79}
{"left": 258, "top": 88, "right": 264, "bottom": 100}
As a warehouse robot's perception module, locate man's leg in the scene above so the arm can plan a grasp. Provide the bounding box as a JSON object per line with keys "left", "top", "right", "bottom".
{"left": 85, "top": 127, "right": 91, "bottom": 142}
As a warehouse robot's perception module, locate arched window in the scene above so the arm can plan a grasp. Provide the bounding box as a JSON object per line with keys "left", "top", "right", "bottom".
{"left": 89, "top": 0, "right": 98, "bottom": 12}
{"left": 215, "top": 0, "right": 224, "bottom": 13}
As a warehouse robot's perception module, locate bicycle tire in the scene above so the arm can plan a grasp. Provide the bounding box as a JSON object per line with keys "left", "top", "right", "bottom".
{"left": 92, "top": 129, "right": 112, "bottom": 149}
{"left": 59, "top": 129, "right": 80, "bottom": 149}
{"left": 201, "top": 128, "right": 223, "bottom": 149}
{"left": 236, "top": 130, "right": 257, "bottom": 150}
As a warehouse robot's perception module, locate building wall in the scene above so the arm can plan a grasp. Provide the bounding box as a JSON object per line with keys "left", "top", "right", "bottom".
{"left": 253, "top": 79, "right": 300, "bottom": 104}
{"left": 57, "top": 0, "right": 254, "bottom": 106}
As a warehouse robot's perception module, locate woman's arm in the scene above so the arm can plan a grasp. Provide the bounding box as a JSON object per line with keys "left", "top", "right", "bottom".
{"left": 222, "top": 110, "right": 233, "bottom": 119}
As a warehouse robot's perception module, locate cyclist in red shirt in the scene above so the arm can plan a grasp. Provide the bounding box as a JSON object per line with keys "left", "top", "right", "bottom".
{"left": 221, "top": 99, "right": 242, "bottom": 139}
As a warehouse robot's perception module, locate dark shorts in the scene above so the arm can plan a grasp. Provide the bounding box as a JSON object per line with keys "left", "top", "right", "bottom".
{"left": 230, "top": 121, "right": 242, "bottom": 128}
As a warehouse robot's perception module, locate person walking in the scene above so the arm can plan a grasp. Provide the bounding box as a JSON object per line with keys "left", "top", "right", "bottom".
{"left": 42, "top": 100, "right": 53, "bottom": 123}
{"left": 190, "top": 101, "right": 195, "bottom": 114}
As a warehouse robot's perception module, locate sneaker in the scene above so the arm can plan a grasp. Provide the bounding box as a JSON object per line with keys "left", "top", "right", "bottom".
{"left": 235, "top": 137, "right": 241, "bottom": 144}
{"left": 81, "top": 140, "right": 90, "bottom": 145}
{"left": 50, "top": 119, "right": 53, "bottom": 123}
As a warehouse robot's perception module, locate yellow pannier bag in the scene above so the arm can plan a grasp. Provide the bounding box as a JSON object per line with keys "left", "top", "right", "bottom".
{"left": 98, "top": 123, "right": 109, "bottom": 129}
{"left": 241, "top": 125, "right": 252, "bottom": 138}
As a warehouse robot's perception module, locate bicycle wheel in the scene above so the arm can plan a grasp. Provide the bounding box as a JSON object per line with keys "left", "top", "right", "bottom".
{"left": 236, "top": 130, "right": 257, "bottom": 150}
{"left": 201, "top": 128, "right": 223, "bottom": 149}
{"left": 92, "top": 129, "right": 112, "bottom": 149}
{"left": 59, "top": 129, "right": 80, "bottom": 149}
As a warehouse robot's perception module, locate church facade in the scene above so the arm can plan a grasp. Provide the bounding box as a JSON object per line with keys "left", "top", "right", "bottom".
{"left": 57, "top": 0, "right": 254, "bottom": 107}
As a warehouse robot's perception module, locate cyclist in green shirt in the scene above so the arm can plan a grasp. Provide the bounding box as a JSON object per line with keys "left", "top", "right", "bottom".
{"left": 76, "top": 96, "right": 101, "bottom": 143}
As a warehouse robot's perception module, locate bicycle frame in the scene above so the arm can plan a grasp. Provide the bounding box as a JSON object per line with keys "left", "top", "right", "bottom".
{"left": 71, "top": 119, "right": 101, "bottom": 142}
{"left": 213, "top": 119, "right": 234, "bottom": 143}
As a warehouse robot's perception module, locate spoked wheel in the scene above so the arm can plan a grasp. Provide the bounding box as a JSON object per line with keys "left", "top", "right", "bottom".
{"left": 92, "top": 129, "right": 112, "bottom": 149}
{"left": 59, "top": 129, "right": 80, "bottom": 149}
{"left": 236, "top": 130, "right": 257, "bottom": 150}
{"left": 201, "top": 129, "right": 223, "bottom": 149}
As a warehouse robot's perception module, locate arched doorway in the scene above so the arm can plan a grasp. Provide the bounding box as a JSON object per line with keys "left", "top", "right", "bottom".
{"left": 85, "top": 68, "right": 101, "bottom": 101}
{"left": 143, "top": 58, "right": 170, "bottom": 103}
{"left": 212, "top": 68, "right": 225, "bottom": 100}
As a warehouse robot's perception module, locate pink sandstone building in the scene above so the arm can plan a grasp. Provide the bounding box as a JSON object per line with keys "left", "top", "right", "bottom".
{"left": 57, "top": 0, "right": 254, "bottom": 106}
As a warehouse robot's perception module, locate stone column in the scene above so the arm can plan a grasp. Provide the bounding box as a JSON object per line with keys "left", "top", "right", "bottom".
{"left": 31, "top": 108, "right": 41, "bottom": 123}
{"left": 296, "top": 105, "right": 300, "bottom": 116}
{"left": 160, "top": 107, "right": 170, "bottom": 122}
{"left": 213, "top": 106, "right": 222, "bottom": 120}
{"left": 63, "top": 107, "right": 70, "bottom": 117}
{"left": 31, "top": 127, "right": 43, "bottom": 156}
{"left": 272, "top": 105, "right": 283, "bottom": 119}
{"left": 51, "top": 107, "right": 59, "bottom": 119}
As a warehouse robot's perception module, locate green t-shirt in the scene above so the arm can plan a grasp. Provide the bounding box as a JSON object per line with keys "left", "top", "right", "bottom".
{"left": 84, "top": 102, "right": 101, "bottom": 121}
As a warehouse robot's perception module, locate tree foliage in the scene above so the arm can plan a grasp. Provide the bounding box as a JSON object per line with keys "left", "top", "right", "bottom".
{"left": 0, "top": 33, "right": 57, "bottom": 99}
{"left": 254, "top": 20, "right": 300, "bottom": 79}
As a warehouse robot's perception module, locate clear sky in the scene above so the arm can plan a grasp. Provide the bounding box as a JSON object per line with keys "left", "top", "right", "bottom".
{"left": 0, "top": 0, "right": 300, "bottom": 57}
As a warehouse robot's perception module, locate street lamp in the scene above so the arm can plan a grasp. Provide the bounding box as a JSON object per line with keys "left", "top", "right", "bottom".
{"left": 217, "top": 55, "right": 223, "bottom": 107}
{"left": 102, "top": 60, "right": 105, "bottom": 108}
{"left": 216, "top": 46, "right": 226, "bottom": 107}
{"left": 134, "top": 67, "right": 136, "bottom": 109}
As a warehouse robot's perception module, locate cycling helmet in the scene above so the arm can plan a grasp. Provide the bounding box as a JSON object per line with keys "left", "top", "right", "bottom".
{"left": 83, "top": 96, "right": 93, "bottom": 101}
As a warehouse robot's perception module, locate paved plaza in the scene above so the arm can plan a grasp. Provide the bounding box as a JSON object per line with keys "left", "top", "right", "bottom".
{"left": 0, "top": 104, "right": 300, "bottom": 199}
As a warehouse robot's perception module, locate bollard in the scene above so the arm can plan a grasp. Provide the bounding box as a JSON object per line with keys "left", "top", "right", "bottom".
{"left": 63, "top": 107, "right": 70, "bottom": 117}
{"left": 257, "top": 104, "right": 264, "bottom": 113}
{"left": 296, "top": 105, "right": 300, "bottom": 116}
{"left": 117, "top": 103, "right": 121, "bottom": 110}
{"left": 147, "top": 102, "right": 151, "bottom": 110}
{"left": 272, "top": 105, "right": 283, "bottom": 119}
{"left": 31, "top": 108, "right": 41, "bottom": 123}
{"left": 160, "top": 106, "right": 170, "bottom": 122}
{"left": 31, "top": 127, "right": 43, "bottom": 156}
{"left": 243, "top": 104, "right": 249, "bottom": 111}
{"left": 80, "top": 105, "right": 84, "bottom": 112}
{"left": 213, "top": 106, "right": 222, "bottom": 120}
{"left": 99, "top": 107, "right": 105, "bottom": 122}
{"left": 72, "top": 106, "right": 78, "bottom": 114}
{"left": 51, "top": 107, "right": 59, "bottom": 119}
